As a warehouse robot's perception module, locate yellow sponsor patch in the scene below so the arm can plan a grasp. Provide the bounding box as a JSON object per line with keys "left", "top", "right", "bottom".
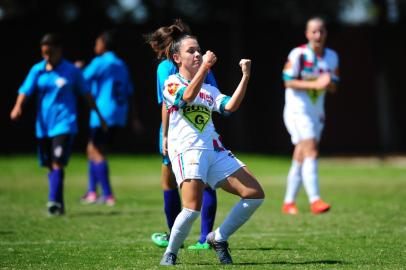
{"left": 182, "top": 105, "right": 211, "bottom": 132}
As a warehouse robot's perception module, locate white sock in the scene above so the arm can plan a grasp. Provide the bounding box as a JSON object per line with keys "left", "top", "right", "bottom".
{"left": 284, "top": 160, "right": 302, "bottom": 203}
{"left": 165, "top": 208, "right": 199, "bottom": 255}
{"left": 215, "top": 198, "right": 263, "bottom": 242}
{"left": 302, "top": 157, "right": 320, "bottom": 203}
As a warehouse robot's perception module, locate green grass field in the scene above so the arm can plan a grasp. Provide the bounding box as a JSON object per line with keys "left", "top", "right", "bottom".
{"left": 0, "top": 154, "right": 405, "bottom": 269}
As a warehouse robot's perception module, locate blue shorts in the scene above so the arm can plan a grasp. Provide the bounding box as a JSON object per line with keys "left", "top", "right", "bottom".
{"left": 37, "top": 134, "right": 75, "bottom": 168}
{"left": 159, "top": 123, "right": 170, "bottom": 166}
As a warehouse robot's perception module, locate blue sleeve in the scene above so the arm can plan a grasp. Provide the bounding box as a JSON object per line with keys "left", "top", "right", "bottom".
{"left": 83, "top": 57, "right": 101, "bottom": 81}
{"left": 18, "top": 66, "right": 39, "bottom": 96}
{"left": 123, "top": 65, "right": 134, "bottom": 95}
{"left": 127, "top": 79, "right": 134, "bottom": 95}
{"left": 75, "top": 68, "right": 90, "bottom": 96}
{"left": 157, "top": 63, "right": 175, "bottom": 104}
{"left": 205, "top": 71, "right": 218, "bottom": 88}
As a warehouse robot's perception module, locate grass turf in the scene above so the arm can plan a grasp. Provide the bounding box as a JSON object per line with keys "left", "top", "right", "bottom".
{"left": 0, "top": 154, "right": 405, "bottom": 269}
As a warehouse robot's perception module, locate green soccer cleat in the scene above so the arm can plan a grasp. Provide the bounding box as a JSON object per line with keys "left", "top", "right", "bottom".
{"left": 187, "top": 241, "right": 211, "bottom": 250}
{"left": 151, "top": 232, "right": 169, "bottom": 248}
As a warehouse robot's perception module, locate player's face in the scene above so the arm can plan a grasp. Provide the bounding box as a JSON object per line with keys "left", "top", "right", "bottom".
{"left": 94, "top": 37, "right": 105, "bottom": 55}
{"left": 306, "top": 20, "right": 327, "bottom": 50}
{"left": 176, "top": 38, "right": 202, "bottom": 73}
{"left": 41, "top": 45, "right": 62, "bottom": 65}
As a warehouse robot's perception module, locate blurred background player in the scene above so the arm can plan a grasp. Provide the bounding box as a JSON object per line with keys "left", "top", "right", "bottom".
{"left": 281, "top": 17, "right": 340, "bottom": 215}
{"left": 10, "top": 33, "right": 106, "bottom": 216}
{"left": 77, "top": 30, "right": 141, "bottom": 206}
{"left": 159, "top": 32, "right": 264, "bottom": 266}
{"left": 145, "top": 19, "right": 218, "bottom": 250}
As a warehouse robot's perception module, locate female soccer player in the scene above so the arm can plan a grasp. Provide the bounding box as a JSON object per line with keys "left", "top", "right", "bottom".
{"left": 10, "top": 33, "right": 106, "bottom": 216}
{"left": 158, "top": 32, "right": 264, "bottom": 265}
{"left": 281, "top": 17, "right": 339, "bottom": 215}
{"left": 79, "top": 30, "right": 138, "bottom": 206}
{"left": 146, "top": 19, "right": 218, "bottom": 250}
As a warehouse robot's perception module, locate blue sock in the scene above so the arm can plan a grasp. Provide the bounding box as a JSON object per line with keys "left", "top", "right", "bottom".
{"left": 88, "top": 161, "right": 98, "bottom": 193}
{"left": 199, "top": 186, "right": 217, "bottom": 243}
{"left": 48, "top": 169, "right": 64, "bottom": 206}
{"left": 163, "top": 189, "right": 181, "bottom": 231}
{"left": 94, "top": 161, "right": 112, "bottom": 197}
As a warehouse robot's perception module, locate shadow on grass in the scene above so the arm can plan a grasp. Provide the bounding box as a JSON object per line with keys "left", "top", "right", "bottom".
{"left": 234, "top": 247, "right": 291, "bottom": 251}
{"left": 0, "top": 231, "right": 14, "bottom": 235}
{"left": 192, "top": 260, "right": 346, "bottom": 266}
{"left": 69, "top": 211, "right": 122, "bottom": 217}
{"left": 267, "top": 260, "right": 346, "bottom": 265}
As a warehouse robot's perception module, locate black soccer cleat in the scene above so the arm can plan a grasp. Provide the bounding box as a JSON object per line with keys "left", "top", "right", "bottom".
{"left": 206, "top": 232, "right": 233, "bottom": 264}
{"left": 47, "top": 201, "right": 64, "bottom": 216}
{"left": 160, "top": 252, "right": 177, "bottom": 266}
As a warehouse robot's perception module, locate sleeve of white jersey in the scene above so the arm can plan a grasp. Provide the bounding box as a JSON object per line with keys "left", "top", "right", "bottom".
{"left": 211, "top": 85, "right": 231, "bottom": 115}
{"left": 162, "top": 76, "right": 187, "bottom": 108}
{"left": 330, "top": 50, "right": 340, "bottom": 83}
{"left": 282, "top": 48, "right": 302, "bottom": 81}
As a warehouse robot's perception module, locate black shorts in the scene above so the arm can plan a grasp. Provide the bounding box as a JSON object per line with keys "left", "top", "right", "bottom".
{"left": 37, "top": 134, "right": 75, "bottom": 167}
{"left": 89, "top": 126, "right": 119, "bottom": 148}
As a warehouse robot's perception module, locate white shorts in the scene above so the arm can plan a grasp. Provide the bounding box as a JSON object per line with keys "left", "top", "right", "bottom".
{"left": 171, "top": 149, "right": 245, "bottom": 189}
{"left": 283, "top": 109, "right": 324, "bottom": 145}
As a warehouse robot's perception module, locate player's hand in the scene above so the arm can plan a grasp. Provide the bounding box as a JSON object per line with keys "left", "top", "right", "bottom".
{"left": 202, "top": 50, "right": 217, "bottom": 69}
{"left": 100, "top": 118, "right": 108, "bottom": 132}
{"left": 315, "top": 73, "right": 331, "bottom": 90}
{"left": 162, "top": 136, "right": 168, "bottom": 156}
{"left": 10, "top": 106, "right": 22, "bottom": 121}
{"left": 74, "top": 60, "right": 85, "bottom": 69}
{"left": 239, "top": 59, "right": 251, "bottom": 76}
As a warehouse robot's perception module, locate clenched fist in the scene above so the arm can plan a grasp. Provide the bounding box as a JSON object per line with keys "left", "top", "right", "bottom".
{"left": 202, "top": 50, "right": 217, "bottom": 69}
{"left": 239, "top": 59, "right": 251, "bottom": 76}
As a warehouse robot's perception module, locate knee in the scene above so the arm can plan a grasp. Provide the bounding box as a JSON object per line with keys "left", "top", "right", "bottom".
{"left": 182, "top": 201, "right": 202, "bottom": 212}
{"left": 162, "top": 177, "right": 178, "bottom": 190}
{"left": 243, "top": 186, "right": 265, "bottom": 200}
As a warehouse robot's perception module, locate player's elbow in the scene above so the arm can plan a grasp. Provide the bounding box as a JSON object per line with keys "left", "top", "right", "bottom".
{"left": 224, "top": 104, "right": 238, "bottom": 113}
{"left": 284, "top": 80, "right": 293, "bottom": 88}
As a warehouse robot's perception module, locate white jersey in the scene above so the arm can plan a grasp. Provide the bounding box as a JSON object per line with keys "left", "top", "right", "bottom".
{"left": 163, "top": 74, "right": 231, "bottom": 162}
{"left": 282, "top": 43, "right": 339, "bottom": 117}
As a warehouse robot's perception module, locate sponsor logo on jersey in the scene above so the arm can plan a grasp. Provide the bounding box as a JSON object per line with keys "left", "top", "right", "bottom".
{"left": 55, "top": 77, "right": 67, "bottom": 88}
{"left": 182, "top": 105, "right": 211, "bottom": 132}
{"left": 167, "top": 82, "right": 180, "bottom": 96}
{"left": 199, "top": 92, "right": 214, "bottom": 106}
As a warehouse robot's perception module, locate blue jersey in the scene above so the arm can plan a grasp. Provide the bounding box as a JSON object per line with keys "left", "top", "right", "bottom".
{"left": 156, "top": 59, "right": 217, "bottom": 104}
{"left": 83, "top": 51, "right": 134, "bottom": 128}
{"left": 18, "top": 59, "right": 89, "bottom": 138}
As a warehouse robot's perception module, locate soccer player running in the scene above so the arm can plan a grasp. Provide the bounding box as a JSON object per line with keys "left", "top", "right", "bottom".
{"left": 158, "top": 31, "right": 264, "bottom": 265}
{"left": 78, "top": 31, "right": 138, "bottom": 206}
{"left": 145, "top": 19, "right": 218, "bottom": 250}
{"left": 281, "top": 17, "right": 339, "bottom": 215}
{"left": 10, "top": 33, "right": 106, "bottom": 216}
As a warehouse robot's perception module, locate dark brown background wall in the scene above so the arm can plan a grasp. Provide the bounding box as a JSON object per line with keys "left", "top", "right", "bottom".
{"left": 1, "top": 0, "right": 405, "bottom": 155}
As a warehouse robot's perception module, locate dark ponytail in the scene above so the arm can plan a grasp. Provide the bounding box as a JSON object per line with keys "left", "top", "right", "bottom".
{"left": 145, "top": 19, "right": 192, "bottom": 60}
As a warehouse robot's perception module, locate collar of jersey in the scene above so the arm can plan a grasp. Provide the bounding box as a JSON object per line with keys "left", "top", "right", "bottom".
{"left": 42, "top": 58, "right": 65, "bottom": 72}
{"left": 307, "top": 43, "right": 325, "bottom": 62}
{"left": 306, "top": 43, "right": 319, "bottom": 68}
{"left": 176, "top": 73, "right": 190, "bottom": 85}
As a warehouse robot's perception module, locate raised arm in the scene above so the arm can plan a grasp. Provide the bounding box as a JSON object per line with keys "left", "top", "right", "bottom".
{"left": 224, "top": 59, "right": 251, "bottom": 112}
{"left": 182, "top": 51, "right": 217, "bottom": 103}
